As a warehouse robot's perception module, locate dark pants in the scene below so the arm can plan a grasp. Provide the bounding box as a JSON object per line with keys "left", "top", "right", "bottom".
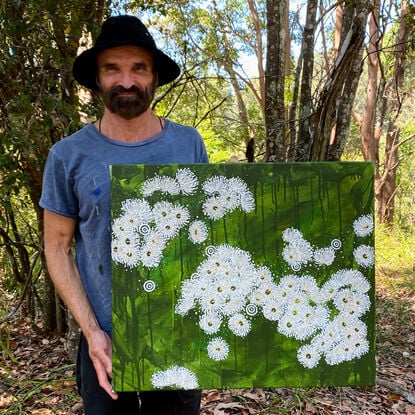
{"left": 76, "top": 334, "right": 201, "bottom": 415}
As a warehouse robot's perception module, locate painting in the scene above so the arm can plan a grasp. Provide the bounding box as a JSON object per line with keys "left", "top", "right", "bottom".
{"left": 110, "top": 162, "right": 375, "bottom": 392}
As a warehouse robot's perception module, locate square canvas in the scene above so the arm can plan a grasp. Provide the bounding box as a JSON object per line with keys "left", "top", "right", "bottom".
{"left": 110, "top": 162, "right": 375, "bottom": 392}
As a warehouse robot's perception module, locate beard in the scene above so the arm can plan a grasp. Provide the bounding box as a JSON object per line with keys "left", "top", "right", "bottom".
{"left": 100, "top": 82, "right": 156, "bottom": 120}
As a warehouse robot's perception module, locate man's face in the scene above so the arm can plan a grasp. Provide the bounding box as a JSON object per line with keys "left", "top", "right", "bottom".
{"left": 97, "top": 45, "right": 157, "bottom": 120}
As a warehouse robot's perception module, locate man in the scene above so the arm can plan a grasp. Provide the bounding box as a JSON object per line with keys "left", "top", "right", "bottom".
{"left": 40, "top": 15, "right": 208, "bottom": 415}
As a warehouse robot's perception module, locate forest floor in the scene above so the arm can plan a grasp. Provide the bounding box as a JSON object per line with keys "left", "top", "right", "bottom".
{"left": 1, "top": 271, "right": 414, "bottom": 415}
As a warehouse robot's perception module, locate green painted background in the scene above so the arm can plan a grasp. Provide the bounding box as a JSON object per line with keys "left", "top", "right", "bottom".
{"left": 111, "top": 162, "right": 375, "bottom": 391}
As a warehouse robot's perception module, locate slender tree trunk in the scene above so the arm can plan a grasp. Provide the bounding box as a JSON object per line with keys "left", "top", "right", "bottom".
{"left": 376, "top": 0, "right": 411, "bottom": 225}
{"left": 295, "top": 0, "right": 317, "bottom": 161}
{"left": 265, "top": 0, "right": 288, "bottom": 161}
{"left": 360, "top": 1, "right": 381, "bottom": 165}
{"left": 328, "top": 2, "right": 369, "bottom": 160}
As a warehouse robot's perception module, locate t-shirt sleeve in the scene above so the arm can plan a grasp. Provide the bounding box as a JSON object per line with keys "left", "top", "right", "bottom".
{"left": 39, "top": 147, "right": 79, "bottom": 218}
{"left": 196, "top": 131, "right": 209, "bottom": 163}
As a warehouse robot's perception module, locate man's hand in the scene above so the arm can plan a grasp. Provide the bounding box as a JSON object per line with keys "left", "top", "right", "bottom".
{"left": 87, "top": 329, "right": 119, "bottom": 400}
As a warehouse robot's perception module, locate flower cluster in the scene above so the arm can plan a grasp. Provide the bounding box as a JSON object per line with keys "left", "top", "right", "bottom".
{"left": 202, "top": 176, "right": 255, "bottom": 220}
{"left": 151, "top": 365, "right": 199, "bottom": 389}
{"left": 281, "top": 214, "right": 375, "bottom": 271}
{"left": 176, "top": 241, "right": 372, "bottom": 367}
{"left": 112, "top": 169, "right": 255, "bottom": 269}
{"left": 142, "top": 168, "right": 199, "bottom": 197}
{"left": 176, "top": 244, "right": 270, "bottom": 360}
{"left": 112, "top": 198, "right": 190, "bottom": 269}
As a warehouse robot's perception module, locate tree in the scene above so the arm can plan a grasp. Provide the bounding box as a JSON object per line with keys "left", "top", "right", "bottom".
{"left": 265, "top": 0, "right": 371, "bottom": 162}
{"left": 0, "top": 0, "right": 107, "bottom": 332}
{"left": 354, "top": 0, "right": 415, "bottom": 224}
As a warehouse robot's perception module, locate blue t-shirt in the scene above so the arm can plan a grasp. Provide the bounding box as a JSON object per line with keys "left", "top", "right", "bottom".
{"left": 40, "top": 120, "right": 209, "bottom": 334}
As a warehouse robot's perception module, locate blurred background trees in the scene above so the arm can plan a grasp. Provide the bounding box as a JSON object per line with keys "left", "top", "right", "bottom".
{"left": 1, "top": 0, "right": 414, "bottom": 336}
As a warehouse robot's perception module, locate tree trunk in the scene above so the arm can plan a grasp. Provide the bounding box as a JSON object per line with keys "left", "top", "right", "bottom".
{"left": 328, "top": 2, "right": 369, "bottom": 160}
{"left": 294, "top": 0, "right": 317, "bottom": 161}
{"left": 376, "top": 0, "right": 411, "bottom": 225}
{"left": 310, "top": 0, "right": 369, "bottom": 161}
{"left": 265, "top": 0, "right": 288, "bottom": 162}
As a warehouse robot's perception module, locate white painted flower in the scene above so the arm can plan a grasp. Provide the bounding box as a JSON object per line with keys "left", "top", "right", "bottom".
{"left": 353, "top": 245, "right": 375, "bottom": 268}
{"left": 188, "top": 220, "right": 209, "bottom": 244}
{"left": 282, "top": 239, "right": 313, "bottom": 270}
{"left": 111, "top": 236, "right": 141, "bottom": 268}
{"left": 222, "top": 294, "right": 245, "bottom": 316}
{"left": 341, "top": 317, "right": 368, "bottom": 340}
{"left": 340, "top": 269, "right": 371, "bottom": 293}
{"left": 277, "top": 311, "right": 304, "bottom": 339}
{"left": 175, "top": 298, "right": 195, "bottom": 316}
{"left": 151, "top": 366, "right": 198, "bottom": 389}
{"left": 170, "top": 205, "right": 191, "bottom": 228}
{"left": 255, "top": 266, "right": 273, "bottom": 283}
{"left": 152, "top": 200, "right": 175, "bottom": 223}
{"left": 176, "top": 168, "right": 199, "bottom": 195}
{"left": 218, "top": 191, "right": 240, "bottom": 212}
{"left": 256, "top": 281, "right": 281, "bottom": 305}
{"left": 297, "top": 344, "right": 321, "bottom": 369}
{"left": 202, "top": 176, "right": 228, "bottom": 195}
{"left": 313, "top": 247, "right": 336, "bottom": 266}
{"left": 119, "top": 198, "right": 153, "bottom": 230}
{"left": 239, "top": 191, "right": 255, "bottom": 213}
{"left": 273, "top": 279, "right": 298, "bottom": 306}
{"left": 159, "top": 176, "right": 181, "bottom": 195}
{"left": 353, "top": 214, "right": 374, "bottom": 237}
{"left": 199, "top": 288, "right": 226, "bottom": 313}
{"left": 202, "top": 196, "right": 227, "bottom": 220}
{"left": 145, "top": 229, "right": 168, "bottom": 247}
{"left": 320, "top": 275, "right": 343, "bottom": 301}
{"left": 334, "top": 289, "right": 370, "bottom": 317}
{"left": 228, "top": 313, "right": 251, "bottom": 337}
{"left": 310, "top": 331, "right": 338, "bottom": 354}
{"left": 141, "top": 175, "right": 163, "bottom": 197}
{"left": 262, "top": 300, "right": 285, "bottom": 321}
{"left": 199, "top": 312, "right": 222, "bottom": 334}
{"left": 298, "top": 275, "right": 322, "bottom": 303}
{"left": 282, "top": 228, "right": 304, "bottom": 244}
{"left": 112, "top": 217, "right": 132, "bottom": 239}
{"left": 279, "top": 304, "right": 317, "bottom": 340}
{"left": 139, "top": 241, "right": 164, "bottom": 268}
{"left": 156, "top": 221, "right": 180, "bottom": 239}
{"left": 207, "top": 337, "right": 230, "bottom": 361}
{"left": 227, "top": 177, "right": 249, "bottom": 194}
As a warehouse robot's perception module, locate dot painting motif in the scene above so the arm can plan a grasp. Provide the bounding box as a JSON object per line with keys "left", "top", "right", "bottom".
{"left": 110, "top": 162, "right": 375, "bottom": 392}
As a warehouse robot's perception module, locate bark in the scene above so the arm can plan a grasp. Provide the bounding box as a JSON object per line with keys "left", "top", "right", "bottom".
{"left": 295, "top": 0, "right": 318, "bottom": 161}
{"left": 328, "top": 2, "right": 369, "bottom": 160}
{"left": 265, "top": 0, "right": 288, "bottom": 162}
{"left": 310, "top": 0, "right": 369, "bottom": 161}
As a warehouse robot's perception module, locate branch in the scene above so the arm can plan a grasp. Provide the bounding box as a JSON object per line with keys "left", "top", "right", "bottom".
{"left": 377, "top": 378, "right": 415, "bottom": 405}
{"left": 195, "top": 97, "right": 228, "bottom": 128}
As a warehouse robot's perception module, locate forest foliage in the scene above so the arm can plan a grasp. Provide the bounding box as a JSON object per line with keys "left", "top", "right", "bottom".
{"left": 0, "top": 0, "right": 414, "bottom": 334}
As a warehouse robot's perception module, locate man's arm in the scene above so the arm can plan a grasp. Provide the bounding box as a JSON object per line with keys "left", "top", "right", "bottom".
{"left": 43, "top": 210, "right": 118, "bottom": 400}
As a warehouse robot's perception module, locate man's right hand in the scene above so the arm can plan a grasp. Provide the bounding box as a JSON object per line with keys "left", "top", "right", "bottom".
{"left": 87, "top": 329, "right": 119, "bottom": 400}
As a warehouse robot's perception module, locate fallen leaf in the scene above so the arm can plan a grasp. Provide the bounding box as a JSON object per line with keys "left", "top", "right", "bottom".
{"left": 32, "top": 409, "right": 54, "bottom": 415}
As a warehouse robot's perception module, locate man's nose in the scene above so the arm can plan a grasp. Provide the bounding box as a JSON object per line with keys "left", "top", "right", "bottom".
{"left": 117, "top": 71, "right": 136, "bottom": 89}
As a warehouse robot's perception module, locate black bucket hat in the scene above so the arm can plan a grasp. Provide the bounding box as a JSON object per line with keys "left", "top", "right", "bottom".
{"left": 72, "top": 15, "right": 180, "bottom": 91}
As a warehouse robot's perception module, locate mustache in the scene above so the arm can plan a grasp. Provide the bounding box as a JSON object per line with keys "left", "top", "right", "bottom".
{"left": 110, "top": 85, "right": 145, "bottom": 98}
